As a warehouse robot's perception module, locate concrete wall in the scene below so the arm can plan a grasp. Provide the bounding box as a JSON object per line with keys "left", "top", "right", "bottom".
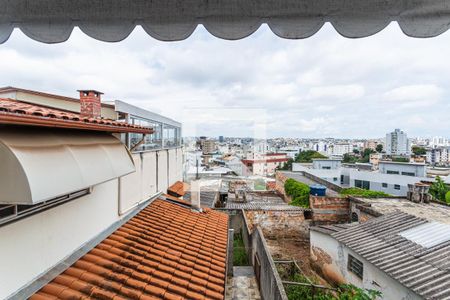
{"left": 0, "top": 180, "right": 119, "bottom": 299}
{"left": 378, "top": 162, "right": 426, "bottom": 177}
{"left": 223, "top": 210, "right": 288, "bottom": 300}
{"left": 0, "top": 147, "right": 183, "bottom": 299}
{"left": 310, "top": 230, "right": 422, "bottom": 300}
{"left": 310, "top": 196, "right": 350, "bottom": 224}
{"left": 251, "top": 227, "right": 289, "bottom": 300}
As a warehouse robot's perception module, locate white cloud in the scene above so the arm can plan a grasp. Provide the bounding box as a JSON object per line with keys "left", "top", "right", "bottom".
{"left": 0, "top": 24, "right": 449, "bottom": 138}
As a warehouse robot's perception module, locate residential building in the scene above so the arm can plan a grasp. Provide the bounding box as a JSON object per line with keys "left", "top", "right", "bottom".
{"left": 385, "top": 128, "right": 410, "bottom": 156}
{"left": 326, "top": 143, "right": 352, "bottom": 157}
{"left": 312, "top": 158, "right": 342, "bottom": 170}
{"left": 242, "top": 153, "right": 288, "bottom": 176}
{"left": 363, "top": 140, "right": 378, "bottom": 151}
{"left": 292, "top": 163, "right": 432, "bottom": 196}
{"left": 430, "top": 136, "right": 449, "bottom": 147}
{"left": 0, "top": 88, "right": 229, "bottom": 300}
{"left": 426, "top": 147, "right": 450, "bottom": 165}
{"left": 378, "top": 161, "right": 427, "bottom": 177}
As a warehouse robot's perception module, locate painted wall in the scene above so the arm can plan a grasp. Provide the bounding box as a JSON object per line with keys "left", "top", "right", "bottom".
{"left": 310, "top": 230, "right": 422, "bottom": 300}
{"left": 0, "top": 147, "right": 183, "bottom": 298}
{"left": 0, "top": 180, "right": 119, "bottom": 299}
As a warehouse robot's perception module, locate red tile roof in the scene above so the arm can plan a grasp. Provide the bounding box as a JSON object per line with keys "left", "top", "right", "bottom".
{"left": 0, "top": 98, "right": 152, "bottom": 134}
{"left": 168, "top": 181, "right": 190, "bottom": 197}
{"left": 0, "top": 86, "right": 115, "bottom": 108}
{"left": 31, "top": 195, "right": 229, "bottom": 300}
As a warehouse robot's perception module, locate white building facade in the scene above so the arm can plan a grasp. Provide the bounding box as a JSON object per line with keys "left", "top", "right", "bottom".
{"left": 385, "top": 129, "right": 411, "bottom": 156}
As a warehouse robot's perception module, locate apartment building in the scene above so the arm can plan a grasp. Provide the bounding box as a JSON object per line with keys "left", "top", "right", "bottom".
{"left": 0, "top": 87, "right": 229, "bottom": 300}
{"left": 385, "top": 128, "right": 410, "bottom": 156}
{"left": 426, "top": 147, "right": 450, "bottom": 165}
{"left": 242, "top": 153, "right": 288, "bottom": 176}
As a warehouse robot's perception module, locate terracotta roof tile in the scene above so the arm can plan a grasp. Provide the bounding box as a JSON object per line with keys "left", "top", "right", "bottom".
{"left": 167, "top": 181, "right": 190, "bottom": 197}
{"left": 0, "top": 98, "right": 152, "bottom": 134}
{"left": 31, "top": 196, "right": 229, "bottom": 300}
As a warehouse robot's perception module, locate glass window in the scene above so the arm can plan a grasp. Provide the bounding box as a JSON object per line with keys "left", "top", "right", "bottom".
{"left": 129, "top": 116, "right": 163, "bottom": 151}
{"left": 382, "top": 183, "right": 388, "bottom": 188}
{"left": 394, "top": 184, "right": 401, "bottom": 190}
{"left": 355, "top": 180, "right": 370, "bottom": 190}
{"left": 401, "top": 172, "right": 415, "bottom": 176}
{"left": 387, "top": 170, "right": 399, "bottom": 175}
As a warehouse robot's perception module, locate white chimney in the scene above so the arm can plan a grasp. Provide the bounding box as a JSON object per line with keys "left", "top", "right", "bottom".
{"left": 190, "top": 180, "right": 202, "bottom": 211}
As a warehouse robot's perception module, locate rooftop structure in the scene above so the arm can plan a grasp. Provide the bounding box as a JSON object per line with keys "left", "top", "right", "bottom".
{"left": 30, "top": 195, "right": 229, "bottom": 300}
{"left": 312, "top": 212, "right": 450, "bottom": 300}
{"left": 349, "top": 196, "right": 450, "bottom": 224}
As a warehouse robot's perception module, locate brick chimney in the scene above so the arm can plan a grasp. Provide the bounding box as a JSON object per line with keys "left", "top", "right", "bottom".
{"left": 78, "top": 90, "right": 103, "bottom": 119}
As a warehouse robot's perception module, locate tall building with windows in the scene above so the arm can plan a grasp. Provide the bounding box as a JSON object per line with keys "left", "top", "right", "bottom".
{"left": 385, "top": 128, "right": 410, "bottom": 156}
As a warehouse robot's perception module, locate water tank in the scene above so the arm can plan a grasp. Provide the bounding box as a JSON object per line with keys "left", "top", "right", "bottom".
{"left": 310, "top": 184, "right": 327, "bottom": 196}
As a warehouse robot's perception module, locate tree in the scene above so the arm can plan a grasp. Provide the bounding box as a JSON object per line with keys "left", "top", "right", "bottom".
{"left": 353, "top": 149, "right": 360, "bottom": 155}
{"left": 278, "top": 158, "right": 293, "bottom": 171}
{"left": 376, "top": 144, "right": 383, "bottom": 153}
{"left": 295, "top": 150, "right": 327, "bottom": 163}
{"left": 343, "top": 153, "right": 358, "bottom": 163}
{"left": 412, "top": 146, "right": 427, "bottom": 156}
{"left": 359, "top": 148, "right": 376, "bottom": 163}
{"left": 430, "top": 176, "right": 450, "bottom": 201}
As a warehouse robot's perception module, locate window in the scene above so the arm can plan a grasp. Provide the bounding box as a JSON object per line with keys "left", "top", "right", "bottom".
{"left": 0, "top": 189, "right": 90, "bottom": 227}
{"left": 322, "top": 166, "right": 331, "bottom": 170}
{"left": 333, "top": 177, "right": 338, "bottom": 182}
{"left": 387, "top": 170, "right": 399, "bottom": 175}
{"left": 382, "top": 183, "right": 388, "bottom": 188}
{"left": 401, "top": 172, "right": 415, "bottom": 176}
{"left": 129, "top": 116, "right": 163, "bottom": 151}
{"left": 355, "top": 180, "right": 370, "bottom": 190}
{"left": 394, "top": 184, "right": 401, "bottom": 190}
{"left": 348, "top": 254, "right": 363, "bottom": 279}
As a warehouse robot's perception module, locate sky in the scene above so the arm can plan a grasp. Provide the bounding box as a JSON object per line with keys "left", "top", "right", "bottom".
{"left": 0, "top": 23, "right": 449, "bottom": 139}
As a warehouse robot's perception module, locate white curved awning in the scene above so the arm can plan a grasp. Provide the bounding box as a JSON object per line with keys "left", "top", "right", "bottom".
{"left": 1, "top": 0, "right": 450, "bottom": 44}
{"left": 0, "top": 128, "right": 135, "bottom": 205}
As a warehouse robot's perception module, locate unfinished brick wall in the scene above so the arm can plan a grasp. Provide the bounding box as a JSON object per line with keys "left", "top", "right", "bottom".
{"left": 245, "top": 210, "right": 309, "bottom": 239}
{"left": 310, "top": 196, "right": 350, "bottom": 224}
{"left": 275, "top": 172, "right": 291, "bottom": 203}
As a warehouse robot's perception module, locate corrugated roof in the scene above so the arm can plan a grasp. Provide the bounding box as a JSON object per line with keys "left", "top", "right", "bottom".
{"left": 399, "top": 222, "right": 450, "bottom": 249}
{"left": 30, "top": 195, "right": 229, "bottom": 300}
{"left": 0, "top": 98, "right": 152, "bottom": 134}
{"left": 328, "top": 212, "right": 450, "bottom": 300}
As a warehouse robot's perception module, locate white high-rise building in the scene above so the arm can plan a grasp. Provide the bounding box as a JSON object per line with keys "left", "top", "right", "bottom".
{"left": 386, "top": 129, "right": 411, "bottom": 156}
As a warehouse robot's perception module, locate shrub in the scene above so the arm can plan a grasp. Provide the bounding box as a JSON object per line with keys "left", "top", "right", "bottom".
{"left": 430, "top": 176, "right": 449, "bottom": 202}
{"left": 446, "top": 191, "right": 450, "bottom": 204}
{"left": 340, "top": 187, "right": 390, "bottom": 198}
{"left": 284, "top": 178, "right": 310, "bottom": 208}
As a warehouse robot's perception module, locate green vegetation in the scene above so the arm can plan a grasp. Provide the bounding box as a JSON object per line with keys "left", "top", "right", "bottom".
{"left": 343, "top": 148, "right": 375, "bottom": 164}
{"left": 446, "top": 191, "right": 450, "bottom": 204}
{"left": 430, "top": 176, "right": 450, "bottom": 202}
{"left": 284, "top": 178, "right": 310, "bottom": 208}
{"left": 277, "top": 265, "right": 381, "bottom": 300}
{"left": 376, "top": 144, "right": 383, "bottom": 153}
{"left": 233, "top": 232, "right": 249, "bottom": 266}
{"left": 295, "top": 150, "right": 327, "bottom": 163}
{"left": 391, "top": 157, "right": 410, "bottom": 163}
{"left": 278, "top": 158, "right": 294, "bottom": 170}
{"left": 412, "top": 146, "right": 427, "bottom": 156}
{"left": 340, "top": 187, "right": 390, "bottom": 198}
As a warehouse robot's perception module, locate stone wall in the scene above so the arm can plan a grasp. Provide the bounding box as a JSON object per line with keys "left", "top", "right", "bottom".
{"left": 310, "top": 196, "right": 350, "bottom": 224}
{"left": 245, "top": 210, "right": 309, "bottom": 239}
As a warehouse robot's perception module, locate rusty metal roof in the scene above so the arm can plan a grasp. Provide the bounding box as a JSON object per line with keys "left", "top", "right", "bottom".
{"left": 327, "top": 212, "right": 450, "bottom": 300}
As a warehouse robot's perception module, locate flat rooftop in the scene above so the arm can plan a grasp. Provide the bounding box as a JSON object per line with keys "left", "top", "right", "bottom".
{"left": 350, "top": 196, "right": 450, "bottom": 224}
{"left": 225, "top": 191, "right": 307, "bottom": 211}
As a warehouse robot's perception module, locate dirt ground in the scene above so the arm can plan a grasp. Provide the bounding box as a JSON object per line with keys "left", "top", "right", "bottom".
{"left": 265, "top": 237, "right": 329, "bottom": 286}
